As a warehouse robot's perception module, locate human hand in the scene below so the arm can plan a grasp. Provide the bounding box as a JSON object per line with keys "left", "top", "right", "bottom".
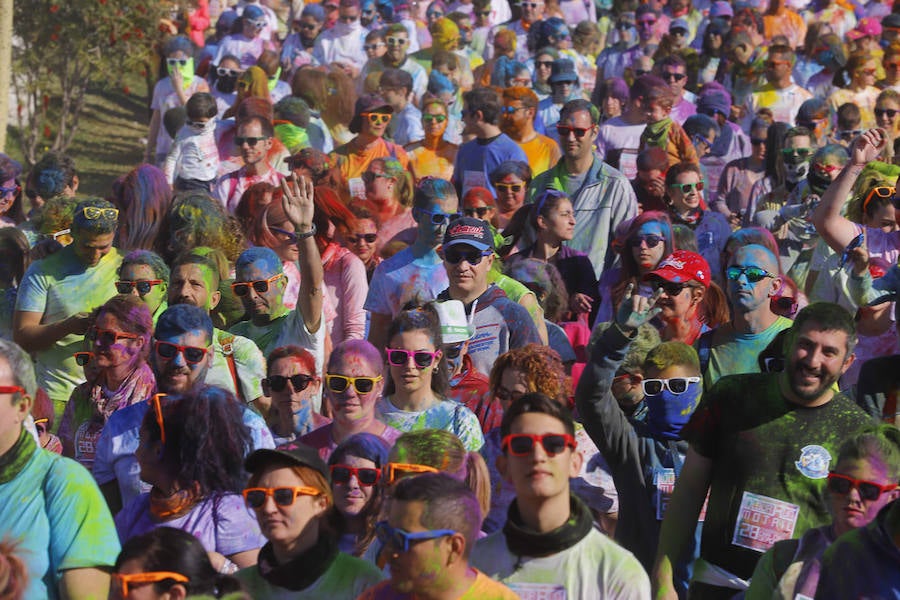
{"left": 66, "top": 312, "right": 93, "bottom": 336}
{"left": 281, "top": 175, "right": 315, "bottom": 234}
{"left": 851, "top": 129, "right": 887, "bottom": 167}
{"left": 848, "top": 241, "right": 869, "bottom": 277}
{"left": 570, "top": 293, "right": 593, "bottom": 314}
{"left": 615, "top": 283, "right": 662, "bottom": 332}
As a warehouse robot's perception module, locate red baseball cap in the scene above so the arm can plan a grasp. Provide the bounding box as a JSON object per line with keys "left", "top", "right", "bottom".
{"left": 645, "top": 250, "right": 711, "bottom": 289}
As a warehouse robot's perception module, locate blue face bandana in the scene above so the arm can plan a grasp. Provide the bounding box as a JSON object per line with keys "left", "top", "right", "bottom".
{"left": 646, "top": 384, "right": 701, "bottom": 440}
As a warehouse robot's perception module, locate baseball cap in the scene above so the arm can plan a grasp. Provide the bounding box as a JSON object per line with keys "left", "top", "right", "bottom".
{"left": 243, "top": 4, "right": 265, "bottom": 20}
{"left": 709, "top": 1, "right": 734, "bottom": 18}
{"left": 669, "top": 18, "right": 689, "bottom": 33}
{"left": 434, "top": 300, "right": 475, "bottom": 343}
{"left": 443, "top": 217, "right": 494, "bottom": 252}
{"left": 847, "top": 17, "right": 882, "bottom": 40}
{"left": 549, "top": 59, "right": 578, "bottom": 84}
{"left": 884, "top": 13, "right": 900, "bottom": 29}
{"left": 245, "top": 442, "right": 330, "bottom": 482}
{"left": 645, "top": 250, "right": 711, "bottom": 289}
{"left": 349, "top": 93, "right": 393, "bottom": 134}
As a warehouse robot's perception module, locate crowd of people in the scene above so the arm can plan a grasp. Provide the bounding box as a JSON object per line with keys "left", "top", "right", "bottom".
{"left": 4, "top": 0, "right": 900, "bottom": 597}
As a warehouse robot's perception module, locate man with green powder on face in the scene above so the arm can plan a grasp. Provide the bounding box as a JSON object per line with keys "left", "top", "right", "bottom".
{"left": 14, "top": 198, "right": 123, "bottom": 420}
{"left": 652, "top": 303, "right": 873, "bottom": 599}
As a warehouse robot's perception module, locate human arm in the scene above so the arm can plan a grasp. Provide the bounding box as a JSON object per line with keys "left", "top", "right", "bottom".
{"left": 163, "top": 137, "right": 183, "bottom": 185}
{"left": 812, "top": 129, "right": 885, "bottom": 253}
{"left": 339, "top": 252, "right": 368, "bottom": 341}
{"left": 282, "top": 176, "right": 323, "bottom": 333}
{"left": 367, "top": 311, "right": 392, "bottom": 353}
{"left": 13, "top": 310, "right": 92, "bottom": 353}
{"left": 59, "top": 567, "right": 111, "bottom": 600}
{"left": 146, "top": 109, "right": 162, "bottom": 163}
{"left": 651, "top": 447, "right": 713, "bottom": 600}
{"left": 517, "top": 291, "right": 548, "bottom": 345}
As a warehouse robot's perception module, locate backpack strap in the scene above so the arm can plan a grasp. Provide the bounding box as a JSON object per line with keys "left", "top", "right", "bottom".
{"left": 218, "top": 332, "right": 245, "bottom": 403}
{"left": 697, "top": 329, "right": 715, "bottom": 376}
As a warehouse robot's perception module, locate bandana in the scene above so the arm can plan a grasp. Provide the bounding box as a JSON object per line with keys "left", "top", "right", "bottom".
{"left": 257, "top": 532, "right": 339, "bottom": 590}
{"left": 0, "top": 428, "right": 36, "bottom": 485}
{"left": 503, "top": 494, "right": 594, "bottom": 558}
{"left": 641, "top": 117, "right": 673, "bottom": 151}
{"left": 168, "top": 57, "right": 195, "bottom": 90}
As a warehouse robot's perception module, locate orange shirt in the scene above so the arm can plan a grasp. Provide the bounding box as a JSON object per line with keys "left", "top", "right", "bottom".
{"left": 330, "top": 137, "right": 411, "bottom": 201}
{"left": 517, "top": 133, "right": 562, "bottom": 178}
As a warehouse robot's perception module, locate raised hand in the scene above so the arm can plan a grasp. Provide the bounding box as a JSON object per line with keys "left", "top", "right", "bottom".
{"left": 615, "top": 283, "right": 663, "bottom": 332}
{"left": 281, "top": 175, "right": 315, "bottom": 235}
{"left": 850, "top": 129, "right": 887, "bottom": 167}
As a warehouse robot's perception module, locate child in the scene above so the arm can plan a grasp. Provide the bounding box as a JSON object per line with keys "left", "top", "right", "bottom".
{"left": 164, "top": 92, "right": 220, "bottom": 192}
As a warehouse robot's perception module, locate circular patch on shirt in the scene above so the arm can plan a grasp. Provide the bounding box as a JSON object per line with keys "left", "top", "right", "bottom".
{"left": 795, "top": 444, "right": 831, "bottom": 479}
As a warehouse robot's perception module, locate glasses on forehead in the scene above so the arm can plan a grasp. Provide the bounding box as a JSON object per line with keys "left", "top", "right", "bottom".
{"left": 383, "top": 462, "right": 439, "bottom": 484}
{"left": 325, "top": 373, "right": 383, "bottom": 394}
{"left": 243, "top": 486, "right": 320, "bottom": 509}
{"left": 231, "top": 272, "right": 284, "bottom": 296}
{"left": 502, "top": 433, "right": 576, "bottom": 456}
{"left": 115, "top": 279, "right": 164, "bottom": 295}
{"left": 827, "top": 472, "right": 899, "bottom": 501}
{"left": 264, "top": 374, "right": 314, "bottom": 393}
{"left": 331, "top": 464, "right": 381, "bottom": 486}
{"left": 726, "top": 265, "right": 776, "bottom": 283}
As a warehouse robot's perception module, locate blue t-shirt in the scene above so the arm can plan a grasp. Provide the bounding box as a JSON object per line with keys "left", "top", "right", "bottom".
{"left": 93, "top": 399, "right": 275, "bottom": 506}
{"left": 452, "top": 133, "right": 528, "bottom": 197}
{"left": 364, "top": 247, "right": 447, "bottom": 318}
{"left": 0, "top": 444, "right": 120, "bottom": 599}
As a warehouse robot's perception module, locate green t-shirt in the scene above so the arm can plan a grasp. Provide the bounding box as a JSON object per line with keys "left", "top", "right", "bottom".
{"left": 236, "top": 551, "right": 384, "bottom": 600}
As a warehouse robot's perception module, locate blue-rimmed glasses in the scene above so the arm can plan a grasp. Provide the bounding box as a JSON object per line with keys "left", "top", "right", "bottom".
{"left": 375, "top": 521, "right": 456, "bottom": 552}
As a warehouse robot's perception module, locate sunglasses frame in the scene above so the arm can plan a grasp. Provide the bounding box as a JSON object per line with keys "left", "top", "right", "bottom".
{"left": 669, "top": 181, "right": 705, "bottom": 193}
{"left": 413, "top": 207, "right": 460, "bottom": 225}
{"left": 325, "top": 373, "right": 383, "bottom": 394}
{"left": 88, "top": 326, "right": 140, "bottom": 346}
{"left": 115, "top": 279, "right": 164, "bottom": 295}
{"left": 235, "top": 136, "right": 269, "bottom": 148}
{"left": 641, "top": 376, "right": 701, "bottom": 396}
{"left": 264, "top": 373, "right": 315, "bottom": 393}
{"left": 495, "top": 182, "right": 524, "bottom": 193}
{"left": 112, "top": 572, "right": 189, "bottom": 596}
{"left": 154, "top": 340, "right": 209, "bottom": 364}
{"left": 463, "top": 206, "right": 492, "bottom": 218}
{"left": 726, "top": 265, "right": 776, "bottom": 283}
{"left": 385, "top": 348, "right": 441, "bottom": 368}
{"left": 443, "top": 247, "right": 492, "bottom": 266}
{"left": 862, "top": 186, "right": 896, "bottom": 212}
{"left": 827, "top": 471, "right": 899, "bottom": 501}
{"left": 501, "top": 433, "right": 577, "bottom": 456}
{"left": 557, "top": 125, "right": 591, "bottom": 139}
{"left": 361, "top": 112, "right": 392, "bottom": 125}
{"left": 81, "top": 206, "right": 119, "bottom": 221}
{"left": 243, "top": 486, "right": 321, "bottom": 509}
{"left": 231, "top": 272, "right": 284, "bottom": 297}
{"left": 349, "top": 233, "right": 377, "bottom": 244}
{"left": 74, "top": 351, "right": 95, "bottom": 367}
{"left": 383, "top": 462, "right": 440, "bottom": 484}
{"left": 0, "top": 386, "right": 25, "bottom": 396}
{"left": 150, "top": 393, "right": 167, "bottom": 444}
{"left": 375, "top": 520, "right": 456, "bottom": 553}
{"left": 422, "top": 113, "right": 447, "bottom": 124}
{"left": 330, "top": 464, "right": 382, "bottom": 486}
{"left": 629, "top": 233, "right": 666, "bottom": 249}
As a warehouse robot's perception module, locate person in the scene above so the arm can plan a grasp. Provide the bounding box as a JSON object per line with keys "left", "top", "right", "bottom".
{"left": 829, "top": 53, "right": 881, "bottom": 130}
{"left": 364, "top": 177, "right": 458, "bottom": 351}
{"left": 299, "top": 339, "right": 402, "bottom": 458}
{"left": 360, "top": 24, "right": 429, "bottom": 101}
{"left": 230, "top": 177, "right": 326, "bottom": 377}
{"left": 116, "top": 250, "right": 169, "bottom": 325}
{"left": 635, "top": 75, "right": 699, "bottom": 168}
{"left": 437, "top": 217, "right": 542, "bottom": 375}
{"left": 743, "top": 44, "right": 813, "bottom": 129}
{"left": 0, "top": 228, "right": 28, "bottom": 340}
{"left": 327, "top": 433, "right": 390, "bottom": 557}
{"left": 377, "top": 304, "right": 484, "bottom": 451}
{"left": 697, "top": 241, "right": 792, "bottom": 389}
{"left": 92, "top": 304, "right": 274, "bottom": 514}
{"left": 746, "top": 424, "right": 900, "bottom": 598}
{"left": 314, "top": 0, "right": 368, "bottom": 77}
{"left": 471, "top": 393, "right": 651, "bottom": 597}
{"left": 213, "top": 5, "right": 274, "bottom": 70}
{"left": 346, "top": 207, "right": 382, "bottom": 282}
{"left": 115, "top": 386, "right": 266, "bottom": 571}
{"left": 215, "top": 115, "right": 285, "bottom": 214}
{"left": 359, "top": 473, "right": 520, "bottom": 599}
{"left": 486, "top": 0, "right": 543, "bottom": 62}
{"left": 14, "top": 199, "right": 123, "bottom": 416}
{"left": 0, "top": 339, "right": 120, "bottom": 599}
{"left": 632, "top": 147, "right": 670, "bottom": 213}
{"left": 58, "top": 295, "right": 156, "bottom": 471}
{"left": 330, "top": 94, "right": 410, "bottom": 202}
{"left": 451, "top": 87, "right": 527, "bottom": 199}
{"left": 110, "top": 164, "right": 174, "bottom": 254}
{"left": 379, "top": 69, "right": 423, "bottom": 147}
{"left": 167, "top": 248, "right": 267, "bottom": 412}
{"left": 500, "top": 86, "right": 561, "bottom": 178}
{"left": 263, "top": 345, "right": 330, "bottom": 444}
{"left": 716, "top": 117, "right": 769, "bottom": 225}
{"left": 164, "top": 91, "right": 220, "bottom": 192}
{"left": 280, "top": 4, "right": 325, "bottom": 77}
{"left": 652, "top": 303, "right": 874, "bottom": 599}
{"left": 405, "top": 97, "right": 458, "bottom": 182}
{"left": 147, "top": 36, "right": 211, "bottom": 167}
{"left": 658, "top": 54, "right": 696, "bottom": 125}
{"left": 537, "top": 59, "right": 582, "bottom": 147}
{"left": 112, "top": 527, "right": 243, "bottom": 599}
{"left": 237, "top": 443, "right": 385, "bottom": 597}
{"left": 292, "top": 67, "right": 358, "bottom": 153}
{"left": 0, "top": 154, "right": 24, "bottom": 229}
{"left": 528, "top": 99, "right": 639, "bottom": 279}
{"left": 490, "top": 160, "right": 531, "bottom": 229}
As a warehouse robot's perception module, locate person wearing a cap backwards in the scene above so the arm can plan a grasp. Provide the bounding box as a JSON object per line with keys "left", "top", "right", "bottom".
{"left": 238, "top": 443, "right": 384, "bottom": 598}
{"left": 330, "top": 93, "right": 410, "bottom": 203}
{"left": 436, "top": 217, "right": 541, "bottom": 377}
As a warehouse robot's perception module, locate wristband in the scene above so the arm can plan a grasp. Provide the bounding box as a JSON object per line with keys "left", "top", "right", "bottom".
{"left": 219, "top": 558, "right": 238, "bottom": 574}
{"left": 295, "top": 223, "right": 317, "bottom": 240}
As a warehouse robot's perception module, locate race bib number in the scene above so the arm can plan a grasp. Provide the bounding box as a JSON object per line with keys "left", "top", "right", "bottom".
{"left": 508, "top": 583, "right": 567, "bottom": 600}
{"left": 654, "top": 468, "right": 709, "bottom": 521}
{"left": 731, "top": 491, "right": 799, "bottom": 552}
{"left": 348, "top": 177, "right": 366, "bottom": 199}
{"left": 618, "top": 149, "right": 638, "bottom": 180}
{"left": 463, "top": 170, "right": 487, "bottom": 194}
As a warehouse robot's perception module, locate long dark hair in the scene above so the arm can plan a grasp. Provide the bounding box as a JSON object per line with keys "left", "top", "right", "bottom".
{"left": 610, "top": 211, "right": 674, "bottom": 313}
{"left": 384, "top": 302, "right": 448, "bottom": 396}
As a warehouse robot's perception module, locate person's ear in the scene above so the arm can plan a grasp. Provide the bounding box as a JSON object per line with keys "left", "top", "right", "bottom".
{"left": 69, "top": 174, "right": 80, "bottom": 194}
{"left": 840, "top": 351, "right": 856, "bottom": 375}
{"left": 165, "top": 583, "right": 189, "bottom": 600}
{"left": 768, "top": 276, "right": 782, "bottom": 298}
{"left": 447, "top": 533, "right": 466, "bottom": 564}
{"left": 15, "top": 394, "right": 32, "bottom": 423}
{"left": 210, "top": 289, "right": 222, "bottom": 309}
{"left": 536, "top": 214, "right": 547, "bottom": 230}
{"left": 568, "top": 443, "right": 584, "bottom": 478}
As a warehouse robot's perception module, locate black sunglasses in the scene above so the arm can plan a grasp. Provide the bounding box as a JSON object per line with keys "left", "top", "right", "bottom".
{"left": 444, "top": 247, "right": 491, "bottom": 265}
{"left": 330, "top": 464, "right": 381, "bottom": 486}
{"left": 265, "top": 374, "right": 314, "bottom": 393}
{"left": 235, "top": 136, "right": 268, "bottom": 147}
{"left": 463, "top": 206, "right": 491, "bottom": 218}
{"left": 649, "top": 277, "right": 687, "bottom": 297}
{"left": 629, "top": 234, "right": 665, "bottom": 248}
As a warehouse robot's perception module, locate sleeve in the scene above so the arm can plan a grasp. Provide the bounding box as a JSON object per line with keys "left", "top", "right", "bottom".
{"left": 213, "top": 173, "right": 233, "bottom": 208}
{"left": 91, "top": 419, "right": 117, "bottom": 485}
{"left": 14, "top": 262, "right": 49, "bottom": 313}
{"left": 506, "top": 302, "right": 542, "bottom": 348}
{"left": 454, "top": 405, "right": 486, "bottom": 452}
{"left": 149, "top": 79, "right": 166, "bottom": 111}
{"left": 339, "top": 252, "right": 369, "bottom": 341}
{"left": 164, "top": 137, "right": 183, "bottom": 184}
{"left": 232, "top": 336, "right": 266, "bottom": 401}
{"left": 214, "top": 494, "right": 267, "bottom": 555}
{"left": 45, "top": 456, "right": 121, "bottom": 571}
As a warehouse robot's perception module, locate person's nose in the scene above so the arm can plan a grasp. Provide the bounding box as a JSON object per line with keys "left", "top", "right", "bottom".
{"left": 170, "top": 349, "right": 188, "bottom": 368}
{"left": 348, "top": 474, "right": 361, "bottom": 490}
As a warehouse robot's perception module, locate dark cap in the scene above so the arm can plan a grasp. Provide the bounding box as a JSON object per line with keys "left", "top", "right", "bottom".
{"left": 0, "top": 154, "right": 22, "bottom": 183}
{"left": 349, "top": 93, "right": 393, "bottom": 133}
{"left": 379, "top": 68, "right": 414, "bottom": 91}
{"left": 244, "top": 442, "right": 330, "bottom": 483}
{"left": 549, "top": 58, "right": 578, "bottom": 84}
{"left": 243, "top": 4, "right": 265, "bottom": 20}
{"left": 443, "top": 216, "right": 494, "bottom": 251}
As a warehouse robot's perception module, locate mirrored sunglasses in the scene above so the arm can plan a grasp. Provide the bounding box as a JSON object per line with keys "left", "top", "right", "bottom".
{"left": 725, "top": 265, "right": 776, "bottom": 283}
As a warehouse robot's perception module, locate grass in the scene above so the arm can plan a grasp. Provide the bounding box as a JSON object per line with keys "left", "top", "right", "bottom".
{"left": 6, "top": 74, "right": 152, "bottom": 198}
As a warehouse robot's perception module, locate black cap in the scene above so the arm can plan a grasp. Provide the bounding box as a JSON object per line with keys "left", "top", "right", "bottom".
{"left": 244, "top": 442, "right": 330, "bottom": 483}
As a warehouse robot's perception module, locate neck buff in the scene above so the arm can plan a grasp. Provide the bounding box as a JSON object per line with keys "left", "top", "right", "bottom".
{"left": 149, "top": 482, "right": 202, "bottom": 520}
{"left": 257, "top": 532, "right": 339, "bottom": 590}
{"left": 646, "top": 384, "right": 701, "bottom": 440}
{"left": 784, "top": 160, "right": 810, "bottom": 185}
{"left": 216, "top": 73, "right": 238, "bottom": 94}
{"left": 641, "top": 118, "right": 673, "bottom": 151}
{"left": 0, "top": 428, "right": 36, "bottom": 484}
{"left": 503, "top": 494, "right": 593, "bottom": 558}
{"left": 188, "top": 118, "right": 217, "bottom": 136}
{"left": 267, "top": 67, "right": 283, "bottom": 92}
{"left": 168, "top": 58, "right": 195, "bottom": 91}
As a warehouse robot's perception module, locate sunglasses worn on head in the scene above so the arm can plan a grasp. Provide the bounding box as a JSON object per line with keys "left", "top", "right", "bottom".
{"left": 629, "top": 233, "right": 665, "bottom": 248}
{"left": 112, "top": 572, "right": 189, "bottom": 597}
{"left": 386, "top": 348, "right": 440, "bottom": 368}
{"left": 154, "top": 340, "right": 209, "bottom": 364}
{"left": 349, "top": 233, "right": 377, "bottom": 244}
{"left": 235, "top": 136, "right": 269, "bottom": 147}
{"left": 244, "top": 486, "right": 320, "bottom": 509}
{"left": 265, "top": 373, "right": 314, "bottom": 393}
{"left": 325, "top": 373, "right": 382, "bottom": 394}
{"left": 361, "top": 112, "right": 392, "bottom": 125}
{"left": 502, "top": 433, "right": 577, "bottom": 456}
{"left": 331, "top": 464, "right": 381, "bottom": 486}
{"left": 384, "top": 462, "right": 440, "bottom": 485}
{"left": 726, "top": 265, "right": 776, "bottom": 283}
{"left": 557, "top": 125, "right": 591, "bottom": 139}
{"left": 670, "top": 181, "right": 704, "bottom": 193}
{"left": 375, "top": 521, "right": 456, "bottom": 552}
{"left": 444, "top": 247, "right": 491, "bottom": 266}
{"left": 463, "top": 206, "right": 491, "bottom": 218}
{"left": 88, "top": 327, "right": 139, "bottom": 347}
{"left": 232, "top": 273, "right": 284, "bottom": 296}
{"left": 81, "top": 206, "right": 119, "bottom": 220}
{"left": 422, "top": 113, "right": 447, "bottom": 123}
{"left": 74, "top": 351, "right": 94, "bottom": 366}
{"left": 642, "top": 376, "right": 700, "bottom": 396}
{"left": 827, "top": 472, "right": 899, "bottom": 501}
{"left": 862, "top": 186, "right": 897, "bottom": 211}
{"left": 116, "top": 279, "right": 164, "bottom": 295}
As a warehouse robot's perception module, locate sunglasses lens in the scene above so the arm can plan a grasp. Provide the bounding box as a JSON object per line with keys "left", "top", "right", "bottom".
{"left": 268, "top": 376, "right": 288, "bottom": 392}
{"left": 273, "top": 488, "right": 295, "bottom": 506}
{"left": 644, "top": 380, "right": 663, "bottom": 395}
{"left": 509, "top": 436, "right": 534, "bottom": 455}
{"left": 414, "top": 352, "right": 434, "bottom": 368}
{"left": 184, "top": 347, "right": 205, "bottom": 363}
{"left": 246, "top": 490, "right": 266, "bottom": 508}
{"left": 858, "top": 482, "right": 882, "bottom": 501}
{"left": 290, "top": 375, "right": 312, "bottom": 391}
{"left": 444, "top": 345, "right": 461, "bottom": 359}
{"left": 136, "top": 282, "right": 152, "bottom": 295}
{"left": 253, "top": 281, "right": 270, "bottom": 293}
{"left": 233, "top": 284, "right": 249, "bottom": 296}
{"left": 387, "top": 350, "right": 407, "bottom": 366}
{"left": 328, "top": 376, "right": 350, "bottom": 392}
{"left": 358, "top": 469, "right": 379, "bottom": 485}
{"left": 543, "top": 435, "right": 568, "bottom": 455}
{"left": 745, "top": 268, "right": 766, "bottom": 282}
{"left": 75, "top": 354, "right": 91, "bottom": 366}
{"left": 332, "top": 466, "right": 351, "bottom": 483}
{"left": 96, "top": 332, "right": 116, "bottom": 346}
{"left": 156, "top": 342, "right": 177, "bottom": 359}
{"left": 115, "top": 282, "right": 133, "bottom": 294}
{"left": 668, "top": 378, "right": 688, "bottom": 393}
{"left": 355, "top": 377, "right": 375, "bottom": 393}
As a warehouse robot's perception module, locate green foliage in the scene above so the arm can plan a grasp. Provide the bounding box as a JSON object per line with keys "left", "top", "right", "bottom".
{"left": 12, "top": 0, "right": 172, "bottom": 165}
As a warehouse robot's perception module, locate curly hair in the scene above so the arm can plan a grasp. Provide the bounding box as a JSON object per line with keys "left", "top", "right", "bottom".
{"left": 158, "top": 193, "right": 247, "bottom": 263}
{"left": 488, "top": 344, "right": 569, "bottom": 405}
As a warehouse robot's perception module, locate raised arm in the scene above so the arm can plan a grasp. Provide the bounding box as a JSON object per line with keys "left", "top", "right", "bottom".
{"left": 282, "top": 176, "right": 324, "bottom": 334}
{"left": 13, "top": 310, "right": 92, "bottom": 353}
{"left": 812, "top": 129, "right": 886, "bottom": 253}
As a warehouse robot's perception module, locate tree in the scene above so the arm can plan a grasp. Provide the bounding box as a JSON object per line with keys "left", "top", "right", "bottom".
{"left": 12, "top": 0, "right": 172, "bottom": 166}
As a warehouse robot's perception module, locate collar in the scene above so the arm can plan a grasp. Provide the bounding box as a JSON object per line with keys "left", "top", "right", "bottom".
{"left": 257, "top": 533, "right": 339, "bottom": 590}
{"left": 503, "top": 494, "right": 594, "bottom": 558}
{"left": 0, "top": 428, "right": 36, "bottom": 484}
